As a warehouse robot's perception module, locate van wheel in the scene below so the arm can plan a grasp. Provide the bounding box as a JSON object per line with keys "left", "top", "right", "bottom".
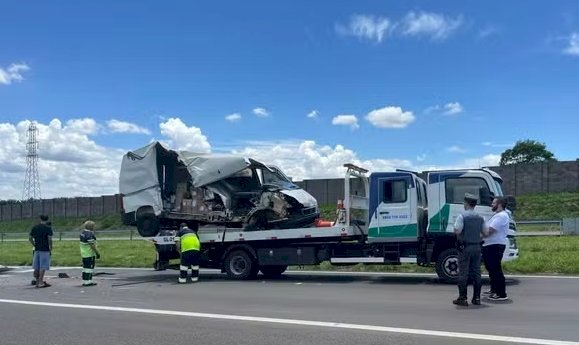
{"left": 260, "top": 265, "right": 288, "bottom": 278}
{"left": 224, "top": 250, "right": 258, "bottom": 280}
{"left": 136, "top": 213, "right": 160, "bottom": 237}
{"left": 435, "top": 248, "right": 460, "bottom": 283}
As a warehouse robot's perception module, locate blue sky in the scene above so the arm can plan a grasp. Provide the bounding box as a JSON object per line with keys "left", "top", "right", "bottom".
{"left": 1, "top": 1, "right": 579, "bottom": 198}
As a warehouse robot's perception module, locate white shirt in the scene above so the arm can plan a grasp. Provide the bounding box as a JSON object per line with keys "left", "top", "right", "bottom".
{"left": 484, "top": 210, "right": 509, "bottom": 247}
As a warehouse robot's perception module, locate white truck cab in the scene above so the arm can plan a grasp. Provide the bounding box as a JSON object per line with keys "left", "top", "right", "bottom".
{"left": 368, "top": 168, "right": 518, "bottom": 281}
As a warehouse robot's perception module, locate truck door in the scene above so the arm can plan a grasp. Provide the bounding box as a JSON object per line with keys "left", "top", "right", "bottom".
{"left": 368, "top": 173, "right": 417, "bottom": 242}
{"left": 438, "top": 173, "right": 495, "bottom": 233}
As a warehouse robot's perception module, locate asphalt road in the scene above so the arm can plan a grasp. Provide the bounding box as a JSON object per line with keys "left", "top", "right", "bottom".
{"left": 1, "top": 267, "right": 578, "bottom": 345}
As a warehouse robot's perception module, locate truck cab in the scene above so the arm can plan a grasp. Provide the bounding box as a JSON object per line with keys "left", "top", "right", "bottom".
{"left": 368, "top": 168, "right": 518, "bottom": 281}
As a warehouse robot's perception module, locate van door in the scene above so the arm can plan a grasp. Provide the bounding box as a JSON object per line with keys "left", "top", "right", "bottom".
{"left": 368, "top": 173, "right": 417, "bottom": 242}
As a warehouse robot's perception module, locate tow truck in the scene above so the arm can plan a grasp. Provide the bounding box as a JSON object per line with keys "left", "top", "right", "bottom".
{"left": 143, "top": 163, "right": 518, "bottom": 282}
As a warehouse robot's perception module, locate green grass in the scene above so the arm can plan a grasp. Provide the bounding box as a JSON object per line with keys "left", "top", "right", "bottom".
{"left": 0, "top": 214, "right": 127, "bottom": 234}
{"left": 1, "top": 237, "right": 578, "bottom": 275}
{"left": 515, "top": 192, "right": 579, "bottom": 220}
{"left": 502, "top": 236, "right": 579, "bottom": 274}
{"left": 318, "top": 192, "right": 579, "bottom": 225}
{"left": 0, "top": 240, "right": 156, "bottom": 267}
{"left": 299, "top": 237, "right": 579, "bottom": 275}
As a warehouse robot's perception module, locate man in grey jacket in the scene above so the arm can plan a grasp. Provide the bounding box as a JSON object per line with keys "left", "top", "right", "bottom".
{"left": 453, "top": 193, "right": 489, "bottom": 306}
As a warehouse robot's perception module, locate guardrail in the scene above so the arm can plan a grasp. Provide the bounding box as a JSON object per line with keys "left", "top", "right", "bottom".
{"left": 1, "top": 219, "right": 577, "bottom": 242}
{"left": 0, "top": 229, "right": 139, "bottom": 243}
{"left": 515, "top": 220, "right": 563, "bottom": 237}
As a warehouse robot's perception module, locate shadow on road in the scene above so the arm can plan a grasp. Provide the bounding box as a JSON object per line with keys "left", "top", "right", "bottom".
{"left": 103, "top": 270, "right": 521, "bottom": 288}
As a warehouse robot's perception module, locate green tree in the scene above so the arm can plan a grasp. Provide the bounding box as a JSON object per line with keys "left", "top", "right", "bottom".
{"left": 499, "top": 140, "right": 556, "bottom": 166}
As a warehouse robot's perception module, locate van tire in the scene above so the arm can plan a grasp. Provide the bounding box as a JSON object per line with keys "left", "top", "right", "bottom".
{"left": 136, "top": 213, "right": 160, "bottom": 237}
{"left": 435, "top": 248, "right": 460, "bottom": 283}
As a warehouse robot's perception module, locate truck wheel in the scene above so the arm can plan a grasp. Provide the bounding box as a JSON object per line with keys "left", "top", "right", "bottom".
{"left": 260, "top": 265, "right": 288, "bottom": 278}
{"left": 224, "top": 250, "right": 258, "bottom": 280}
{"left": 136, "top": 213, "right": 160, "bottom": 237}
{"left": 435, "top": 248, "right": 460, "bottom": 283}
{"left": 153, "top": 260, "right": 168, "bottom": 271}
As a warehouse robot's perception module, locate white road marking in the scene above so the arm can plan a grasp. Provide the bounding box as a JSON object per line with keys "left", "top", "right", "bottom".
{"left": 0, "top": 299, "right": 577, "bottom": 345}
{"left": 287, "top": 270, "right": 579, "bottom": 280}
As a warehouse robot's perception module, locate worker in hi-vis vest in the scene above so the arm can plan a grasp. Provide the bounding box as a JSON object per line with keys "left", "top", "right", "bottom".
{"left": 175, "top": 223, "right": 201, "bottom": 284}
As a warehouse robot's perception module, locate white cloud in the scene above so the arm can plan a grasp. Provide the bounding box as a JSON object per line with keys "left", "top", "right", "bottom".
{"left": 231, "top": 140, "right": 413, "bottom": 181}
{"left": 425, "top": 101, "right": 463, "bottom": 115}
{"left": 332, "top": 115, "right": 359, "bottom": 130}
{"left": 253, "top": 107, "right": 269, "bottom": 117}
{"left": 336, "top": 15, "right": 392, "bottom": 43}
{"left": 416, "top": 154, "right": 427, "bottom": 162}
{"left": 65, "top": 118, "right": 100, "bottom": 135}
{"left": 337, "top": 12, "right": 463, "bottom": 44}
{"left": 482, "top": 142, "right": 512, "bottom": 148}
{"left": 478, "top": 25, "right": 500, "bottom": 39}
{"left": 400, "top": 12, "right": 463, "bottom": 41}
{"left": 0, "top": 116, "right": 506, "bottom": 200}
{"left": 563, "top": 33, "right": 579, "bottom": 56}
{"left": 365, "top": 106, "right": 415, "bottom": 129}
{"left": 447, "top": 145, "right": 466, "bottom": 153}
{"left": 443, "top": 102, "right": 463, "bottom": 115}
{"left": 106, "top": 119, "right": 151, "bottom": 135}
{"left": 159, "top": 118, "right": 211, "bottom": 153}
{"left": 0, "top": 63, "right": 30, "bottom": 85}
{"left": 0, "top": 119, "right": 124, "bottom": 199}
{"left": 460, "top": 154, "right": 500, "bottom": 168}
{"left": 225, "top": 113, "right": 242, "bottom": 122}
{"left": 307, "top": 110, "right": 319, "bottom": 119}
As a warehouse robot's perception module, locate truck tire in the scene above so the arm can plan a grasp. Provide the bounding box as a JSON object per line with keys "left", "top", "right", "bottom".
{"left": 224, "top": 250, "right": 259, "bottom": 280}
{"left": 136, "top": 213, "right": 160, "bottom": 237}
{"left": 435, "top": 248, "right": 460, "bottom": 283}
{"left": 260, "top": 265, "right": 288, "bottom": 278}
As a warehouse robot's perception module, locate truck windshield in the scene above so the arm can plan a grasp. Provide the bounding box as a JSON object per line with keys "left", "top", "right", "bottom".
{"left": 493, "top": 178, "right": 504, "bottom": 196}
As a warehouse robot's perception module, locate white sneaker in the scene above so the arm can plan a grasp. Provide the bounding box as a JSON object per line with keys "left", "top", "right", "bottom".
{"left": 487, "top": 294, "right": 509, "bottom": 301}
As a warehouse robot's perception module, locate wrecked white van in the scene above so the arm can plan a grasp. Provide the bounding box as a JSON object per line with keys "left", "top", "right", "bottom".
{"left": 119, "top": 141, "right": 319, "bottom": 236}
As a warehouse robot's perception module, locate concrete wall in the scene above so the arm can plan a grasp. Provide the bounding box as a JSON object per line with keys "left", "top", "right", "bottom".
{"left": 299, "top": 160, "right": 579, "bottom": 205}
{"left": 0, "top": 195, "right": 121, "bottom": 221}
{"left": 488, "top": 160, "right": 579, "bottom": 196}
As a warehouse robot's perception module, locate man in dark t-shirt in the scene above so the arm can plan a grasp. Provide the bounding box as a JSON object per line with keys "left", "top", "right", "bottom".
{"left": 29, "top": 215, "right": 53, "bottom": 288}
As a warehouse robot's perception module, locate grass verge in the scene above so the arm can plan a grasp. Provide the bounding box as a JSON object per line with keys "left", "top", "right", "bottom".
{"left": 1, "top": 237, "right": 578, "bottom": 275}
{"left": 0, "top": 214, "right": 128, "bottom": 234}
{"left": 0, "top": 240, "right": 156, "bottom": 268}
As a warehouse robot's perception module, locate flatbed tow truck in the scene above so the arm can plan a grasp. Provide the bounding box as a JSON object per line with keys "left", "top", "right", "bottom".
{"left": 144, "top": 163, "right": 518, "bottom": 282}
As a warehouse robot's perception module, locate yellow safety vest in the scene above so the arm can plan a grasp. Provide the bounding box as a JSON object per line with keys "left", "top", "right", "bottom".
{"left": 179, "top": 232, "right": 200, "bottom": 252}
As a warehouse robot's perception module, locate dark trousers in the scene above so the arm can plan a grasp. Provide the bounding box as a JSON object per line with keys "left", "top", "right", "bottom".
{"left": 458, "top": 245, "right": 482, "bottom": 300}
{"left": 483, "top": 244, "right": 507, "bottom": 297}
{"left": 179, "top": 250, "right": 200, "bottom": 282}
{"left": 82, "top": 256, "right": 96, "bottom": 284}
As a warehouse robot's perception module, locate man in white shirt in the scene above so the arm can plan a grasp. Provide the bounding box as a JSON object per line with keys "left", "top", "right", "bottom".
{"left": 483, "top": 197, "right": 510, "bottom": 301}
